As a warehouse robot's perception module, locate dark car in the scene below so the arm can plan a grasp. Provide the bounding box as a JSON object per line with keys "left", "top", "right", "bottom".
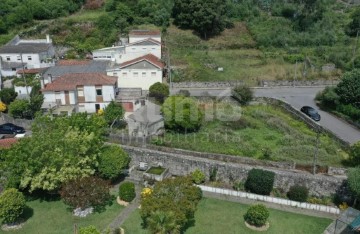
{"left": 0, "top": 123, "right": 25, "bottom": 134}
{"left": 300, "top": 106, "right": 321, "bottom": 122}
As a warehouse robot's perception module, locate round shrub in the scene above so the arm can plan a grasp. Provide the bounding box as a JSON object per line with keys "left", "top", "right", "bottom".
{"left": 287, "top": 185, "right": 309, "bottom": 202}
{"left": 119, "top": 182, "right": 136, "bottom": 202}
{"left": 231, "top": 85, "right": 253, "bottom": 105}
{"left": 191, "top": 169, "right": 206, "bottom": 184}
{"left": 79, "top": 225, "right": 101, "bottom": 234}
{"left": 0, "top": 188, "right": 26, "bottom": 224}
{"left": 245, "top": 169, "right": 275, "bottom": 195}
{"left": 98, "top": 145, "right": 130, "bottom": 180}
{"left": 244, "top": 204, "right": 270, "bottom": 227}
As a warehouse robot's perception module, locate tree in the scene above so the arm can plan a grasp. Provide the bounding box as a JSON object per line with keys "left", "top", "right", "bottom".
{"left": 8, "top": 99, "right": 31, "bottom": 119}
{"left": 79, "top": 225, "right": 101, "bottom": 234}
{"left": 0, "top": 188, "right": 26, "bottom": 224}
{"left": 29, "top": 83, "right": 44, "bottom": 118}
{"left": 147, "top": 210, "right": 180, "bottom": 234}
{"left": 336, "top": 69, "right": 360, "bottom": 108}
{"left": 0, "top": 88, "right": 17, "bottom": 105}
{"left": 231, "top": 85, "right": 253, "bottom": 105}
{"left": 140, "top": 176, "right": 202, "bottom": 231}
{"left": 173, "top": 0, "right": 227, "bottom": 38}
{"left": 347, "top": 167, "right": 360, "bottom": 205}
{"left": 162, "top": 96, "right": 203, "bottom": 132}
{"left": 149, "top": 82, "right": 169, "bottom": 104}
{"left": 98, "top": 145, "right": 130, "bottom": 180}
{"left": 60, "top": 176, "right": 110, "bottom": 209}
{"left": 0, "top": 101, "right": 6, "bottom": 112}
{"left": 103, "top": 100, "right": 124, "bottom": 125}
{"left": 2, "top": 113, "right": 107, "bottom": 192}
{"left": 349, "top": 141, "right": 360, "bottom": 166}
{"left": 347, "top": 7, "right": 360, "bottom": 37}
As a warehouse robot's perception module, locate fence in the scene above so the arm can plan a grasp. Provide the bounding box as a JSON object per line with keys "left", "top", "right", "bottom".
{"left": 198, "top": 185, "right": 340, "bottom": 215}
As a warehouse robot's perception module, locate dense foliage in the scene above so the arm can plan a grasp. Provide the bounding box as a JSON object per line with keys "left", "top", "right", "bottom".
{"left": 118, "top": 182, "right": 136, "bottom": 202}
{"left": 244, "top": 204, "right": 269, "bottom": 227}
{"left": 0, "top": 101, "right": 6, "bottom": 112}
{"left": 1, "top": 113, "right": 107, "bottom": 192}
{"left": 231, "top": 85, "right": 253, "bottom": 105}
{"left": 149, "top": 82, "right": 169, "bottom": 104}
{"left": 349, "top": 142, "right": 360, "bottom": 166}
{"left": 79, "top": 225, "right": 101, "bottom": 234}
{"left": 191, "top": 169, "right": 206, "bottom": 184}
{"left": 60, "top": 176, "right": 110, "bottom": 209}
{"left": 147, "top": 210, "right": 180, "bottom": 234}
{"left": 287, "top": 185, "right": 309, "bottom": 202}
{"left": 245, "top": 169, "right": 275, "bottom": 195}
{"left": 0, "top": 189, "right": 26, "bottom": 224}
{"left": 162, "top": 96, "right": 203, "bottom": 132}
{"left": 140, "top": 176, "right": 202, "bottom": 232}
{"left": 98, "top": 145, "right": 129, "bottom": 180}
{"left": 103, "top": 100, "right": 124, "bottom": 125}
{"left": 347, "top": 167, "right": 360, "bottom": 204}
{"left": 0, "top": 88, "right": 17, "bottom": 105}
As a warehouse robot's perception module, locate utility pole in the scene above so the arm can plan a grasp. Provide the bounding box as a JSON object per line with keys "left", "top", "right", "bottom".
{"left": 312, "top": 126, "right": 320, "bottom": 175}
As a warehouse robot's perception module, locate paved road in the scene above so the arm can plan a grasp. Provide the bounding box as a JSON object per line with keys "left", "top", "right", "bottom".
{"left": 171, "top": 87, "right": 360, "bottom": 144}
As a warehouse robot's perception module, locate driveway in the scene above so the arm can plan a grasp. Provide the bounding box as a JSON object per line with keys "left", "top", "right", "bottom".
{"left": 171, "top": 87, "right": 360, "bottom": 144}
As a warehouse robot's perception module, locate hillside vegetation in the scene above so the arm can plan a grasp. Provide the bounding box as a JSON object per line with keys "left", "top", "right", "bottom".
{"left": 0, "top": 0, "right": 359, "bottom": 83}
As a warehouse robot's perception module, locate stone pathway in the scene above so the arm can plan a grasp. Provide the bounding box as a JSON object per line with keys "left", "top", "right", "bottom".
{"left": 105, "top": 183, "right": 142, "bottom": 232}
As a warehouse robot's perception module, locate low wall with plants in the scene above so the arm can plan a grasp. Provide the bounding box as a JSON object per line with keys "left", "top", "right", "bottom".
{"left": 198, "top": 185, "right": 340, "bottom": 214}
{"left": 122, "top": 145, "right": 345, "bottom": 197}
{"left": 0, "top": 113, "right": 33, "bottom": 129}
{"left": 259, "top": 79, "right": 339, "bottom": 87}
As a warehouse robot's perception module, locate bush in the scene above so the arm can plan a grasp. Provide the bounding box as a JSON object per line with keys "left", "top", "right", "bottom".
{"left": 245, "top": 169, "right": 275, "bottom": 195}
{"left": 191, "top": 169, "right": 205, "bottom": 184}
{"left": 149, "top": 82, "right": 169, "bottom": 104}
{"left": 0, "top": 88, "right": 17, "bottom": 105}
{"left": 315, "top": 86, "right": 340, "bottom": 109}
{"left": 79, "top": 225, "right": 101, "bottom": 234}
{"left": 119, "top": 182, "right": 136, "bottom": 202}
{"left": 103, "top": 100, "right": 124, "bottom": 125}
{"left": 98, "top": 145, "right": 130, "bottom": 180}
{"left": 349, "top": 142, "right": 360, "bottom": 166}
{"left": 8, "top": 99, "right": 31, "bottom": 119}
{"left": 231, "top": 85, "right": 253, "bottom": 105}
{"left": 244, "top": 204, "right": 269, "bottom": 227}
{"left": 0, "top": 101, "right": 6, "bottom": 112}
{"left": 287, "top": 185, "right": 309, "bottom": 202}
{"left": 0, "top": 188, "right": 26, "bottom": 224}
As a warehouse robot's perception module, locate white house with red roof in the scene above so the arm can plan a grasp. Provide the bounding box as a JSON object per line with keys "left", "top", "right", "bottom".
{"left": 41, "top": 73, "right": 117, "bottom": 114}
{"left": 107, "top": 54, "right": 164, "bottom": 91}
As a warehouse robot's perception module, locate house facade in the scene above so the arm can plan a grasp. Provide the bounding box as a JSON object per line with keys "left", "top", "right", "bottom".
{"left": 107, "top": 54, "right": 164, "bottom": 91}
{"left": 41, "top": 73, "right": 117, "bottom": 114}
{"left": 0, "top": 35, "right": 55, "bottom": 77}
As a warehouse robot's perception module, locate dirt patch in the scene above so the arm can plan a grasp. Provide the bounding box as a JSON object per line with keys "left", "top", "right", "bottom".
{"left": 244, "top": 221, "right": 270, "bottom": 232}
{"left": 117, "top": 196, "right": 129, "bottom": 207}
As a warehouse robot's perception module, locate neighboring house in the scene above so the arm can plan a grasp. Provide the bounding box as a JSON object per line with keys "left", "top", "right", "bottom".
{"left": 107, "top": 54, "right": 164, "bottom": 91}
{"left": 16, "top": 68, "right": 46, "bottom": 78}
{"left": 127, "top": 101, "right": 164, "bottom": 137}
{"left": 128, "top": 30, "right": 161, "bottom": 44}
{"left": 41, "top": 73, "right": 117, "bottom": 114}
{"left": 92, "top": 46, "right": 125, "bottom": 62}
{"left": 0, "top": 35, "right": 55, "bottom": 77}
{"left": 41, "top": 60, "right": 110, "bottom": 87}
{"left": 116, "top": 88, "right": 143, "bottom": 115}
{"left": 120, "top": 38, "right": 161, "bottom": 63}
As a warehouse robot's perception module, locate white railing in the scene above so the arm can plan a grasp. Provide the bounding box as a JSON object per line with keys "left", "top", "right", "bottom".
{"left": 198, "top": 185, "right": 340, "bottom": 215}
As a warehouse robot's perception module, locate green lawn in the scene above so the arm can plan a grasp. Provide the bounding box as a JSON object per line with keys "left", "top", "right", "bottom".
{"left": 0, "top": 195, "right": 124, "bottom": 234}
{"left": 153, "top": 104, "right": 347, "bottom": 166}
{"left": 122, "top": 197, "right": 332, "bottom": 234}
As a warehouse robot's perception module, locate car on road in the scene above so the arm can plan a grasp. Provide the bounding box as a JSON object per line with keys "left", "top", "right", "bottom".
{"left": 0, "top": 123, "right": 25, "bottom": 134}
{"left": 300, "top": 106, "right": 321, "bottom": 122}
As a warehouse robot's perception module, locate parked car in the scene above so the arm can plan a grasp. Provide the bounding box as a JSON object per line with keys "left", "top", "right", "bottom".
{"left": 0, "top": 123, "right": 25, "bottom": 134}
{"left": 300, "top": 106, "right": 321, "bottom": 121}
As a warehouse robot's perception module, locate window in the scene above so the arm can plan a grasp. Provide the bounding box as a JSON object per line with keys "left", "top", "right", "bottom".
{"left": 6, "top": 56, "right": 10, "bottom": 61}
{"left": 122, "top": 72, "right": 127, "bottom": 77}
{"left": 142, "top": 72, "right": 146, "bottom": 77}
{"left": 27, "top": 56, "right": 32, "bottom": 61}
{"left": 11, "top": 68, "right": 16, "bottom": 71}
{"left": 133, "top": 72, "right": 138, "bottom": 77}
{"left": 151, "top": 72, "right": 156, "bottom": 77}
{"left": 96, "top": 87, "right": 102, "bottom": 96}
{"left": 95, "top": 104, "right": 100, "bottom": 112}
{"left": 17, "top": 56, "right": 21, "bottom": 61}
{"left": 77, "top": 87, "right": 84, "bottom": 96}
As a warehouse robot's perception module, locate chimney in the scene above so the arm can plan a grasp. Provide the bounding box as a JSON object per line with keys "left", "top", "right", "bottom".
{"left": 46, "top": 34, "right": 50, "bottom": 43}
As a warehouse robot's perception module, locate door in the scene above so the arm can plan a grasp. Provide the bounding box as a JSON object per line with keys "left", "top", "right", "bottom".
{"left": 95, "top": 104, "right": 100, "bottom": 113}
{"left": 65, "top": 91, "right": 70, "bottom": 105}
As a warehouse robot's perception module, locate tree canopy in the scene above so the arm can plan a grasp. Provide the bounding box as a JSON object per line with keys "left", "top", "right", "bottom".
{"left": 98, "top": 145, "right": 130, "bottom": 180}
{"left": 0, "top": 88, "right": 17, "bottom": 105}
{"left": 347, "top": 167, "right": 360, "bottom": 201}
{"left": 149, "top": 82, "right": 169, "bottom": 104}
{"left": 103, "top": 100, "right": 124, "bottom": 125}
{"left": 336, "top": 69, "right": 360, "bottom": 108}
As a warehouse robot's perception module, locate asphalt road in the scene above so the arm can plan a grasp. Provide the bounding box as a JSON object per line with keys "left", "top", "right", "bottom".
{"left": 171, "top": 87, "right": 360, "bottom": 144}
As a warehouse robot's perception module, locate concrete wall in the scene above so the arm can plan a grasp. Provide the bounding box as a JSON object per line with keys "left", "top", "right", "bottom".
{"left": 122, "top": 145, "right": 345, "bottom": 197}
{"left": 14, "top": 86, "right": 32, "bottom": 95}
{"left": 108, "top": 69, "right": 162, "bottom": 90}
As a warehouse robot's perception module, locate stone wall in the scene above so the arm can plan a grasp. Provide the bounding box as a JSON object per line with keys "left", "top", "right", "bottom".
{"left": 259, "top": 79, "right": 339, "bottom": 87}
{"left": 0, "top": 113, "right": 33, "bottom": 130}
{"left": 122, "top": 145, "right": 345, "bottom": 197}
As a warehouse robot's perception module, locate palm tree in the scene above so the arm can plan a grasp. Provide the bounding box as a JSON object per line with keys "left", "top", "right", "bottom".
{"left": 147, "top": 210, "right": 180, "bottom": 234}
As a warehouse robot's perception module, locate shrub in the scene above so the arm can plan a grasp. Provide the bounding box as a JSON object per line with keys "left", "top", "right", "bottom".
{"left": 79, "top": 225, "right": 101, "bottom": 234}
{"left": 287, "top": 185, "right": 309, "bottom": 202}
{"left": 191, "top": 169, "right": 206, "bottom": 184}
{"left": 8, "top": 99, "right": 31, "bottom": 119}
{"left": 0, "top": 188, "right": 26, "bottom": 224}
{"left": 149, "top": 82, "right": 169, "bottom": 104}
{"left": 231, "top": 85, "right": 253, "bottom": 105}
{"left": 244, "top": 204, "right": 269, "bottom": 227}
{"left": 98, "top": 145, "right": 130, "bottom": 180}
{"left": 349, "top": 142, "right": 360, "bottom": 166}
{"left": 245, "top": 169, "right": 275, "bottom": 195}
{"left": 119, "top": 182, "right": 136, "bottom": 202}
{"left": 103, "top": 100, "right": 124, "bottom": 125}
{"left": 0, "top": 88, "right": 17, "bottom": 105}
{"left": 315, "top": 86, "right": 340, "bottom": 109}
{"left": 0, "top": 101, "right": 6, "bottom": 112}
{"left": 209, "top": 167, "right": 218, "bottom": 182}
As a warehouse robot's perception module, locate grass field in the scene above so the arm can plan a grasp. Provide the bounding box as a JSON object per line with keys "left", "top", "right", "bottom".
{"left": 122, "top": 197, "right": 332, "bottom": 234}
{"left": 0, "top": 191, "right": 123, "bottom": 234}
{"left": 152, "top": 104, "right": 347, "bottom": 167}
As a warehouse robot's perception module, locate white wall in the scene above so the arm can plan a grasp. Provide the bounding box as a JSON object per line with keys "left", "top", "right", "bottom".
{"left": 80, "top": 102, "right": 110, "bottom": 113}
{"left": 84, "top": 86, "right": 96, "bottom": 102}
{"left": 14, "top": 86, "right": 32, "bottom": 95}
{"left": 102, "top": 85, "right": 115, "bottom": 101}
{"left": 122, "top": 45, "right": 161, "bottom": 61}
{"left": 108, "top": 69, "right": 162, "bottom": 90}
{"left": 129, "top": 35, "right": 161, "bottom": 44}
{"left": 69, "top": 91, "right": 76, "bottom": 105}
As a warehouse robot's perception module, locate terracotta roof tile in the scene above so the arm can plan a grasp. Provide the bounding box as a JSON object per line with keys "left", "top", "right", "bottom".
{"left": 16, "top": 68, "right": 46, "bottom": 74}
{"left": 57, "top": 60, "right": 92, "bottom": 66}
{"left": 129, "top": 30, "right": 161, "bottom": 36}
{"left": 119, "top": 54, "right": 164, "bottom": 69}
{"left": 0, "top": 138, "right": 18, "bottom": 149}
{"left": 41, "top": 73, "right": 117, "bottom": 92}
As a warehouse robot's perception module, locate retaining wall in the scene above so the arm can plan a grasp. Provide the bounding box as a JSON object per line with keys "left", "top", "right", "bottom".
{"left": 0, "top": 113, "right": 33, "bottom": 129}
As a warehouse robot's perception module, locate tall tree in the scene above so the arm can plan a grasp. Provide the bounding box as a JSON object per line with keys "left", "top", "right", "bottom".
{"left": 336, "top": 69, "right": 360, "bottom": 108}
{"left": 103, "top": 100, "right": 124, "bottom": 125}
